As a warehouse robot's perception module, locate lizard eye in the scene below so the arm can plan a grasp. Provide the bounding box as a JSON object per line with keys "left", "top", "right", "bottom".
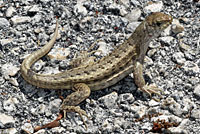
{"left": 156, "top": 21, "right": 162, "bottom": 27}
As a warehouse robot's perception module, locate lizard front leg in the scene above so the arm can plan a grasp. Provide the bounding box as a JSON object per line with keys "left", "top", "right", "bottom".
{"left": 133, "top": 61, "right": 162, "bottom": 101}
{"left": 60, "top": 83, "right": 91, "bottom": 129}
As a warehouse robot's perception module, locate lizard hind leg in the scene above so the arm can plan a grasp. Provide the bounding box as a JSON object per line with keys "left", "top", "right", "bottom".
{"left": 69, "top": 40, "right": 102, "bottom": 68}
{"left": 60, "top": 83, "right": 91, "bottom": 129}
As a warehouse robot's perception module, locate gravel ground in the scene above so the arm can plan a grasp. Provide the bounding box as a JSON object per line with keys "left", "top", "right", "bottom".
{"left": 0, "top": 0, "right": 200, "bottom": 134}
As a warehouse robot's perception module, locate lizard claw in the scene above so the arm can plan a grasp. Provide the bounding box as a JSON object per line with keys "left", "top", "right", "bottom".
{"left": 139, "top": 83, "right": 163, "bottom": 101}
{"left": 62, "top": 106, "right": 90, "bottom": 130}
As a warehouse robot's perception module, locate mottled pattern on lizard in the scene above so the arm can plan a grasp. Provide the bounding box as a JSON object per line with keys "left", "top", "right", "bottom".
{"left": 21, "top": 12, "right": 173, "bottom": 129}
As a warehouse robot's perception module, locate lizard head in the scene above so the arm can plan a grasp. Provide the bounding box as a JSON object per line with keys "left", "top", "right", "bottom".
{"left": 132, "top": 12, "right": 173, "bottom": 63}
{"left": 145, "top": 12, "right": 173, "bottom": 36}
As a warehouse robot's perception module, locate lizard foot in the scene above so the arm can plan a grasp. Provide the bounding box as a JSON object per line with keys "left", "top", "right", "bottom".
{"left": 60, "top": 83, "right": 91, "bottom": 130}
{"left": 139, "top": 83, "right": 163, "bottom": 101}
{"left": 62, "top": 105, "right": 90, "bottom": 130}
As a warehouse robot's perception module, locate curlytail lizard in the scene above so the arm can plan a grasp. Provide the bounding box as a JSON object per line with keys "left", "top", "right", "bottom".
{"left": 21, "top": 12, "right": 173, "bottom": 128}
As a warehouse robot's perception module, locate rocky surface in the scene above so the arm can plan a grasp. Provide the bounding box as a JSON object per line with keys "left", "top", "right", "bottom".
{"left": 0, "top": 0, "right": 200, "bottom": 133}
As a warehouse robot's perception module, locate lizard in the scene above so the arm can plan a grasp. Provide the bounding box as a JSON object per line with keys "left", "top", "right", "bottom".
{"left": 20, "top": 12, "right": 173, "bottom": 129}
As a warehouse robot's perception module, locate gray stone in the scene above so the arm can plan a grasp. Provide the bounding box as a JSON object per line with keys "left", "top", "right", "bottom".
{"left": 37, "top": 104, "right": 46, "bottom": 114}
{"left": 93, "top": 106, "right": 107, "bottom": 123}
{"left": 179, "top": 119, "right": 189, "bottom": 129}
{"left": 21, "top": 123, "right": 34, "bottom": 133}
{"left": 120, "top": 0, "right": 130, "bottom": 7}
{"left": 183, "top": 61, "right": 199, "bottom": 74}
{"left": 28, "top": 5, "right": 40, "bottom": 13}
{"left": 110, "top": 109, "right": 123, "bottom": 117}
{"left": 119, "top": 6, "right": 128, "bottom": 16}
{"left": 98, "top": 92, "right": 118, "bottom": 109}
{"left": 130, "top": 0, "right": 140, "bottom": 6}
{"left": 172, "top": 19, "right": 184, "bottom": 34}
{"left": 144, "top": 1, "right": 163, "bottom": 14}
{"left": 0, "top": 121, "right": 4, "bottom": 128}
{"left": 181, "top": 98, "right": 196, "bottom": 114}
{"left": 18, "top": 35, "right": 28, "bottom": 43}
{"left": 113, "top": 117, "right": 128, "bottom": 129}
{"left": 166, "top": 127, "right": 188, "bottom": 134}
{"left": 163, "top": 97, "right": 186, "bottom": 117}
{"left": 149, "top": 40, "right": 161, "bottom": 48}
{"left": 169, "top": 102, "right": 183, "bottom": 116}
{"left": 102, "top": 118, "right": 113, "bottom": 132}
{"left": 76, "top": 36, "right": 83, "bottom": 43}
{"left": 74, "top": 3, "right": 88, "bottom": 16}
{"left": 160, "top": 49, "right": 166, "bottom": 56}
{"left": 184, "top": 51, "right": 194, "bottom": 61}
{"left": 47, "top": 47, "right": 70, "bottom": 61}
{"left": 141, "top": 122, "right": 152, "bottom": 131}
{"left": 0, "top": 128, "right": 17, "bottom": 134}
{"left": 0, "top": 38, "right": 13, "bottom": 46}
{"left": 96, "top": 41, "right": 109, "bottom": 56}
{"left": 161, "top": 25, "right": 172, "bottom": 36}
{"left": 148, "top": 99, "right": 160, "bottom": 106}
{"left": 179, "top": 43, "right": 191, "bottom": 51}
{"left": 159, "top": 36, "right": 174, "bottom": 46}
{"left": 127, "top": 22, "right": 140, "bottom": 32}
{"left": 151, "top": 115, "right": 182, "bottom": 125}
{"left": 38, "top": 33, "right": 49, "bottom": 43}
{"left": 0, "top": 113, "right": 15, "bottom": 125}
{"left": 1, "top": 63, "right": 20, "bottom": 78}
{"left": 34, "top": 129, "right": 45, "bottom": 134}
{"left": 194, "top": 85, "right": 200, "bottom": 97}
{"left": 125, "top": 8, "right": 141, "bottom": 22}
{"left": 147, "top": 108, "right": 160, "bottom": 115}
{"left": 32, "top": 14, "right": 42, "bottom": 23}
{"left": 161, "top": 97, "right": 176, "bottom": 108}
{"left": 51, "top": 127, "right": 65, "bottom": 133}
{"left": 8, "top": 77, "right": 19, "bottom": 87}
{"left": 191, "top": 108, "right": 200, "bottom": 119}
{"left": 172, "top": 52, "right": 186, "bottom": 64}
{"left": 166, "top": 118, "right": 189, "bottom": 134}
{"left": 32, "top": 60, "right": 45, "bottom": 72}
{"left": 168, "top": 115, "right": 183, "bottom": 124}
{"left": 144, "top": 56, "right": 154, "bottom": 65}
{"left": 130, "top": 104, "right": 147, "bottom": 118}
{"left": 147, "top": 48, "right": 157, "bottom": 57}
{"left": 34, "top": 28, "right": 42, "bottom": 34}
{"left": 48, "top": 99, "right": 62, "bottom": 113}
{"left": 11, "top": 16, "right": 31, "bottom": 25}
{"left": 0, "top": 18, "right": 10, "bottom": 28}
{"left": 3, "top": 97, "right": 19, "bottom": 112}
{"left": 6, "top": 6, "right": 16, "bottom": 17}
{"left": 118, "top": 93, "right": 134, "bottom": 104}
{"left": 39, "top": 0, "right": 49, "bottom": 3}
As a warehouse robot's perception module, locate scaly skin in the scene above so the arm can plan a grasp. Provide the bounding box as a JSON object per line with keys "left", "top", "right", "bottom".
{"left": 21, "top": 12, "right": 173, "bottom": 129}
{"left": 21, "top": 12, "right": 172, "bottom": 91}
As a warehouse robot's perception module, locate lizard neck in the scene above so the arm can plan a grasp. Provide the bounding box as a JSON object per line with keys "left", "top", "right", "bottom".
{"left": 128, "top": 21, "right": 157, "bottom": 63}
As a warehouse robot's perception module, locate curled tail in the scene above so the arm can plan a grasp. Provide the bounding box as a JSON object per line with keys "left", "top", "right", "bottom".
{"left": 21, "top": 20, "right": 59, "bottom": 84}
